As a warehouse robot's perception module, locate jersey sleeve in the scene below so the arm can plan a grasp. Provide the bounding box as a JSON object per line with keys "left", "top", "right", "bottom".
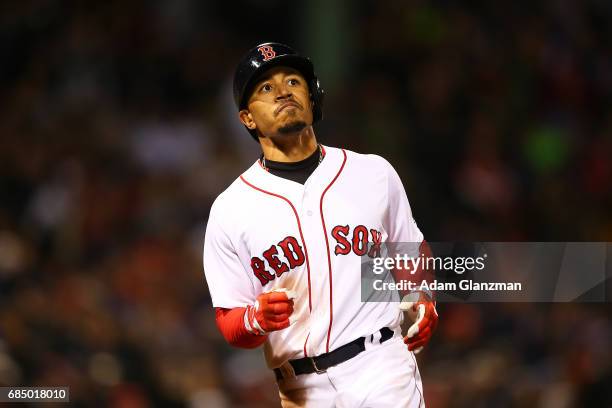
{"left": 383, "top": 160, "right": 424, "bottom": 248}
{"left": 382, "top": 160, "right": 438, "bottom": 299}
{"left": 203, "top": 200, "right": 256, "bottom": 308}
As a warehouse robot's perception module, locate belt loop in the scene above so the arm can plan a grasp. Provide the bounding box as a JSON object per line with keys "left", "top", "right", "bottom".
{"left": 309, "top": 357, "right": 327, "bottom": 374}
{"left": 365, "top": 330, "right": 379, "bottom": 351}
{"left": 371, "top": 330, "right": 382, "bottom": 344}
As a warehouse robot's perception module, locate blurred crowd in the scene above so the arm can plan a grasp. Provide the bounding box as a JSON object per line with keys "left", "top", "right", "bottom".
{"left": 0, "top": 1, "right": 610, "bottom": 407}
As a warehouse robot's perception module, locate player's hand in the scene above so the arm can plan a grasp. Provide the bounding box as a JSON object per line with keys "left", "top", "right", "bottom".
{"left": 399, "top": 291, "right": 438, "bottom": 354}
{"left": 244, "top": 289, "right": 296, "bottom": 335}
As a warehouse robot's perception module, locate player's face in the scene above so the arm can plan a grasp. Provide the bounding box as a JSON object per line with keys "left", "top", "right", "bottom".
{"left": 240, "top": 67, "right": 314, "bottom": 138}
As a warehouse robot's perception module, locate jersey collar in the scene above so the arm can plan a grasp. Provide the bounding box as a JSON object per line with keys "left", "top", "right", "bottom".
{"left": 242, "top": 145, "right": 342, "bottom": 195}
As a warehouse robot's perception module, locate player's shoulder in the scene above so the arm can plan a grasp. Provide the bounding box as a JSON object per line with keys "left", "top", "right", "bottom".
{"left": 208, "top": 183, "right": 236, "bottom": 224}
{"left": 327, "top": 145, "right": 395, "bottom": 172}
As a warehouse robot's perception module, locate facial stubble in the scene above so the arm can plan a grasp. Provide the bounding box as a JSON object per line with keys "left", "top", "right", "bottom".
{"left": 278, "top": 120, "right": 307, "bottom": 134}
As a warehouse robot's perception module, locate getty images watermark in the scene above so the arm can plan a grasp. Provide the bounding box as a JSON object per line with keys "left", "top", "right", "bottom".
{"left": 370, "top": 251, "right": 522, "bottom": 292}
{"left": 361, "top": 242, "right": 612, "bottom": 302}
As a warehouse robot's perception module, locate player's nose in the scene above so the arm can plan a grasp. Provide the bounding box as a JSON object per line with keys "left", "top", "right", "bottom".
{"left": 275, "top": 88, "right": 293, "bottom": 101}
{"left": 275, "top": 79, "right": 293, "bottom": 100}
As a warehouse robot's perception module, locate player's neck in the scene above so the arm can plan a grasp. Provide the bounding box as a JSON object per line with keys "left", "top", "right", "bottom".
{"left": 260, "top": 128, "right": 318, "bottom": 163}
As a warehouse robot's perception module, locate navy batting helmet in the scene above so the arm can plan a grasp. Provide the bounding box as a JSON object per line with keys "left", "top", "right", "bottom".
{"left": 233, "top": 42, "right": 324, "bottom": 141}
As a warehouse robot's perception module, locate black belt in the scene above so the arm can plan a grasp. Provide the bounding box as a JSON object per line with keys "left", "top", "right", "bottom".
{"left": 274, "top": 327, "right": 394, "bottom": 380}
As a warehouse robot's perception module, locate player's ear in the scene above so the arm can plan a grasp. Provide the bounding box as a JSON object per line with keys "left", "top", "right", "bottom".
{"left": 239, "top": 109, "right": 257, "bottom": 130}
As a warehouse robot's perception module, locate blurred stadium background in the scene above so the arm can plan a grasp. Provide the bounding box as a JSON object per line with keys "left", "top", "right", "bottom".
{"left": 0, "top": 1, "right": 611, "bottom": 407}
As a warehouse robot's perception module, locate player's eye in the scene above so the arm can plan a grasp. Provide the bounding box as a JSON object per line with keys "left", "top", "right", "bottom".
{"left": 288, "top": 78, "right": 299, "bottom": 86}
{"left": 260, "top": 83, "right": 272, "bottom": 92}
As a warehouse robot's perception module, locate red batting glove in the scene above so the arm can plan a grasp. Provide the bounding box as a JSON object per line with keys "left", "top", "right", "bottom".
{"left": 244, "top": 289, "right": 296, "bottom": 335}
{"left": 399, "top": 291, "right": 438, "bottom": 354}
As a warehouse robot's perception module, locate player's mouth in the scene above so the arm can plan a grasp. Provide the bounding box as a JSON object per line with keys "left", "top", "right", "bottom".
{"left": 275, "top": 101, "right": 301, "bottom": 115}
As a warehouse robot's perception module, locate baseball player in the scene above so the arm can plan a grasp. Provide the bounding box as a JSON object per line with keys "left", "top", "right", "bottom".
{"left": 203, "top": 42, "right": 438, "bottom": 407}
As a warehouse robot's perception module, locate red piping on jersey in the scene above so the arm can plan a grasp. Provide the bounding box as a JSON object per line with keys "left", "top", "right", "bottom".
{"left": 320, "top": 149, "right": 347, "bottom": 353}
{"left": 303, "top": 332, "right": 310, "bottom": 357}
{"left": 239, "top": 175, "right": 313, "bottom": 313}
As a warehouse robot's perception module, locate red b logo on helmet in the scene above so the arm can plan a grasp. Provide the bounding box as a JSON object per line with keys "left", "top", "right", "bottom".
{"left": 258, "top": 46, "right": 276, "bottom": 61}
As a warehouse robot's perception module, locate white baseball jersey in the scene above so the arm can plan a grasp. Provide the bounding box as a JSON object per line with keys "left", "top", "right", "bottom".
{"left": 203, "top": 145, "right": 424, "bottom": 369}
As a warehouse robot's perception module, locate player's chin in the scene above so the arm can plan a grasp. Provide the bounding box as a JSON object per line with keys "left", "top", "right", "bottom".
{"left": 277, "top": 120, "right": 307, "bottom": 135}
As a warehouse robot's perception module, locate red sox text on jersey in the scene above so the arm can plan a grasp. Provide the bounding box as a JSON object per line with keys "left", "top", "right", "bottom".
{"left": 250, "top": 227, "right": 383, "bottom": 285}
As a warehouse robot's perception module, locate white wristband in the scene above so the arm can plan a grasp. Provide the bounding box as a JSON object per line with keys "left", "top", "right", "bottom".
{"left": 243, "top": 304, "right": 266, "bottom": 335}
{"left": 243, "top": 307, "right": 256, "bottom": 334}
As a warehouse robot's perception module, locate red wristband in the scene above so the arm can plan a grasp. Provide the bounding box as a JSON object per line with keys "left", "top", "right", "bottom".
{"left": 215, "top": 307, "right": 267, "bottom": 349}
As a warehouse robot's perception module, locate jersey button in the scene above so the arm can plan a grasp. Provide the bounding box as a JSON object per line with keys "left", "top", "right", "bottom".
{"left": 307, "top": 210, "right": 313, "bottom": 216}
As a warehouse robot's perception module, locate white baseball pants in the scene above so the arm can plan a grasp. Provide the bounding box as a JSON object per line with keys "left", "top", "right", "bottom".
{"left": 276, "top": 331, "right": 425, "bottom": 407}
